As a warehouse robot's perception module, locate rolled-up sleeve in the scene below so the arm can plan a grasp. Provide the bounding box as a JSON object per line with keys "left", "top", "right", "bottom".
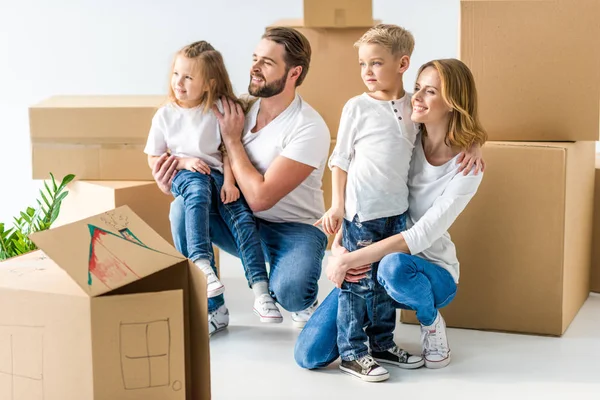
{"left": 328, "top": 102, "right": 358, "bottom": 172}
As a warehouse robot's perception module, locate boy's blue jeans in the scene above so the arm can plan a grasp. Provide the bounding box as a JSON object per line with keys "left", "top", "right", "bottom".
{"left": 337, "top": 213, "right": 407, "bottom": 361}
{"left": 171, "top": 169, "right": 267, "bottom": 284}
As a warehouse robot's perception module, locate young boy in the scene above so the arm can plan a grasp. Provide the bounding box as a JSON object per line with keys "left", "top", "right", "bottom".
{"left": 317, "top": 24, "right": 425, "bottom": 382}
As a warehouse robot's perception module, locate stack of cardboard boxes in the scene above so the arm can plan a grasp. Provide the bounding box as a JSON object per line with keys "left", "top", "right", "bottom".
{"left": 28, "top": 95, "right": 176, "bottom": 243}
{"left": 273, "top": 0, "right": 376, "bottom": 247}
{"left": 401, "top": 0, "right": 600, "bottom": 336}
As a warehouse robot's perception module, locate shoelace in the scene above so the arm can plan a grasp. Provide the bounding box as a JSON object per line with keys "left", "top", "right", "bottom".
{"left": 421, "top": 328, "right": 448, "bottom": 356}
{"left": 388, "top": 346, "right": 409, "bottom": 362}
{"left": 357, "top": 355, "right": 377, "bottom": 369}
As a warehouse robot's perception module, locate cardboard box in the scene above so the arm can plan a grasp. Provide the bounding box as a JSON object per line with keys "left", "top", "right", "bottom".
{"left": 401, "top": 141, "right": 595, "bottom": 336}
{"left": 53, "top": 180, "right": 221, "bottom": 271}
{"left": 274, "top": 20, "right": 370, "bottom": 139}
{"left": 460, "top": 0, "right": 600, "bottom": 141}
{"left": 303, "top": 0, "right": 373, "bottom": 28}
{"left": 0, "top": 206, "right": 210, "bottom": 399}
{"left": 591, "top": 157, "right": 600, "bottom": 293}
{"left": 29, "top": 95, "right": 165, "bottom": 180}
{"left": 54, "top": 181, "right": 173, "bottom": 245}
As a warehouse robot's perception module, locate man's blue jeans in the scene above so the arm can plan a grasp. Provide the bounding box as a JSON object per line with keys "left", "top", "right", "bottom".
{"left": 337, "top": 213, "right": 406, "bottom": 361}
{"left": 294, "top": 252, "right": 457, "bottom": 369}
{"left": 170, "top": 173, "right": 328, "bottom": 313}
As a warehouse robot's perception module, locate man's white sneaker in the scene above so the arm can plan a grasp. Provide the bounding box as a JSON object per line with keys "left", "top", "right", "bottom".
{"left": 253, "top": 294, "right": 283, "bottom": 323}
{"left": 197, "top": 261, "right": 225, "bottom": 298}
{"left": 421, "top": 312, "right": 451, "bottom": 369}
{"left": 208, "top": 305, "right": 229, "bottom": 337}
{"left": 290, "top": 300, "right": 318, "bottom": 329}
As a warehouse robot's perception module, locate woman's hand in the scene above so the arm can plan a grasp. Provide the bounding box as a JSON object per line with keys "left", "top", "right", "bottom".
{"left": 325, "top": 253, "right": 350, "bottom": 288}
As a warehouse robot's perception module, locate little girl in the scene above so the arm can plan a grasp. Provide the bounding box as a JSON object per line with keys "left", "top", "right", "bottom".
{"left": 144, "top": 41, "right": 283, "bottom": 323}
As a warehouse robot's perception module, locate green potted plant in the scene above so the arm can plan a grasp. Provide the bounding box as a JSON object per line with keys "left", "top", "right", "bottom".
{"left": 0, "top": 173, "right": 75, "bottom": 261}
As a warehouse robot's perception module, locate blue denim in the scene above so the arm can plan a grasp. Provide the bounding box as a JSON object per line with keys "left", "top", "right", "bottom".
{"left": 171, "top": 169, "right": 268, "bottom": 284}
{"left": 170, "top": 170, "right": 214, "bottom": 264}
{"left": 337, "top": 213, "right": 406, "bottom": 361}
{"left": 295, "top": 251, "right": 457, "bottom": 369}
{"left": 170, "top": 186, "right": 328, "bottom": 313}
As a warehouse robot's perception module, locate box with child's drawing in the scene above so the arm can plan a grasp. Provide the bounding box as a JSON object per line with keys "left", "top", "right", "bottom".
{"left": 29, "top": 95, "right": 165, "bottom": 180}
{"left": 0, "top": 206, "right": 210, "bottom": 400}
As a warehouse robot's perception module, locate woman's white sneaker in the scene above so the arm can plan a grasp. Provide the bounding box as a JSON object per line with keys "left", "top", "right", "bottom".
{"left": 253, "top": 294, "right": 283, "bottom": 323}
{"left": 420, "top": 312, "right": 451, "bottom": 369}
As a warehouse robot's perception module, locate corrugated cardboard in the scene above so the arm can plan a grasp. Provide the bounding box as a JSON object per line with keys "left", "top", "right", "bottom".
{"left": 54, "top": 181, "right": 173, "bottom": 245}
{"left": 591, "top": 157, "right": 600, "bottom": 293}
{"left": 53, "top": 180, "right": 221, "bottom": 271}
{"left": 460, "top": 0, "right": 600, "bottom": 141}
{"left": 29, "top": 95, "right": 164, "bottom": 180}
{"left": 303, "top": 0, "right": 373, "bottom": 28}
{"left": 0, "top": 206, "right": 210, "bottom": 399}
{"left": 401, "top": 141, "right": 595, "bottom": 336}
{"left": 273, "top": 20, "right": 370, "bottom": 139}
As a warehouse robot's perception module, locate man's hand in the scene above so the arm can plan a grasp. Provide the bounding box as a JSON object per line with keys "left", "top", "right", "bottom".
{"left": 213, "top": 97, "right": 245, "bottom": 145}
{"left": 221, "top": 183, "right": 240, "bottom": 204}
{"left": 179, "top": 157, "right": 211, "bottom": 174}
{"left": 152, "top": 153, "right": 178, "bottom": 195}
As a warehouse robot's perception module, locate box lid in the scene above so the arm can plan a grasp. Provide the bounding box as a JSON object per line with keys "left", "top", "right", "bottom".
{"left": 30, "top": 95, "right": 166, "bottom": 109}
{"left": 29, "top": 205, "right": 185, "bottom": 297}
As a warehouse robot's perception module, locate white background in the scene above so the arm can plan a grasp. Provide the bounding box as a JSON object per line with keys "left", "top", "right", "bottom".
{"left": 0, "top": 0, "right": 467, "bottom": 225}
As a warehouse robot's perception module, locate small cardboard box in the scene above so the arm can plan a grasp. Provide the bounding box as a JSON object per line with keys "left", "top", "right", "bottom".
{"left": 590, "top": 157, "right": 600, "bottom": 293}
{"left": 460, "top": 0, "right": 600, "bottom": 141}
{"left": 273, "top": 20, "right": 371, "bottom": 139}
{"left": 54, "top": 181, "right": 173, "bottom": 245}
{"left": 53, "top": 180, "right": 221, "bottom": 272}
{"left": 29, "top": 96, "right": 165, "bottom": 180}
{"left": 0, "top": 206, "right": 210, "bottom": 399}
{"left": 401, "top": 141, "right": 595, "bottom": 336}
{"left": 303, "top": 0, "right": 373, "bottom": 28}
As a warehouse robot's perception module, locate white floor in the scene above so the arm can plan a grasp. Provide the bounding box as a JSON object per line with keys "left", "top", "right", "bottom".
{"left": 210, "top": 252, "right": 600, "bottom": 399}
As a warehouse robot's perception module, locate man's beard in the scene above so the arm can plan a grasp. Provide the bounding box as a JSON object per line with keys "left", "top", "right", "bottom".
{"left": 248, "top": 69, "right": 289, "bottom": 98}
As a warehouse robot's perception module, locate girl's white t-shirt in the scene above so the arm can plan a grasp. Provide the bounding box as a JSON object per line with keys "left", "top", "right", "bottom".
{"left": 144, "top": 101, "right": 224, "bottom": 173}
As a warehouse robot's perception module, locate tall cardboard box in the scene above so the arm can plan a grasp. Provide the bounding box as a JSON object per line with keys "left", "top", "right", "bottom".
{"left": 460, "top": 0, "right": 600, "bottom": 141}
{"left": 591, "top": 157, "right": 600, "bottom": 293}
{"left": 54, "top": 181, "right": 173, "bottom": 245}
{"left": 401, "top": 141, "right": 595, "bottom": 336}
{"left": 303, "top": 0, "right": 373, "bottom": 28}
{"left": 29, "top": 96, "right": 165, "bottom": 180}
{"left": 0, "top": 206, "right": 210, "bottom": 399}
{"left": 273, "top": 20, "right": 370, "bottom": 139}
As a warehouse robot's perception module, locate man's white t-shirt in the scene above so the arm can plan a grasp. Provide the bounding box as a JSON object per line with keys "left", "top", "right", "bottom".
{"left": 144, "top": 101, "right": 224, "bottom": 173}
{"left": 242, "top": 94, "right": 330, "bottom": 225}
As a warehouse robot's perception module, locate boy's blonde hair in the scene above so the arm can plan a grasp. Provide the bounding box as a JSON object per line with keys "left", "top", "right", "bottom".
{"left": 354, "top": 24, "right": 415, "bottom": 58}
{"left": 168, "top": 41, "right": 238, "bottom": 112}
{"left": 417, "top": 58, "right": 487, "bottom": 149}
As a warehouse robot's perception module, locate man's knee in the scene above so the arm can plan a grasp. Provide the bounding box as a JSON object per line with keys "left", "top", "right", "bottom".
{"left": 271, "top": 278, "right": 316, "bottom": 312}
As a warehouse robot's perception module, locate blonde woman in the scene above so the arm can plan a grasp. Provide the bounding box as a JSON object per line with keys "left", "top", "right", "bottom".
{"left": 295, "top": 58, "right": 487, "bottom": 373}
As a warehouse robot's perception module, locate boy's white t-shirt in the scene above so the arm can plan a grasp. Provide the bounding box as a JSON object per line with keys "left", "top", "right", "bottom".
{"left": 329, "top": 92, "right": 419, "bottom": 222}
{"left": 242, "top": 94, "right": 330, "bottom": 225}
{"left": 144, "top": 101, "right": 224, "bottom": 173}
